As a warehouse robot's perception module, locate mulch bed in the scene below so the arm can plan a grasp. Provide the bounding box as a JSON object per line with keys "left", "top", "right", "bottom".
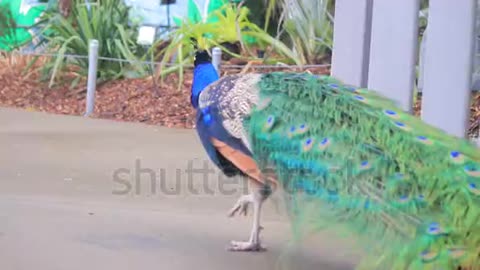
{"left": 1, "top": 55, "right": 480, "bottom": 136}
{"left": 0, "top": 55, "right": 331, "bottom": 129}
{"left": 0, "top": 55, "right": 195, "bottom": 128}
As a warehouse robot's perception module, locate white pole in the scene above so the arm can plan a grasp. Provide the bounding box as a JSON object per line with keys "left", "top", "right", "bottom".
{"left": 330, "top": 0, "right": 373, "bottom": 88}
{"left": 367, "top": 0, "right": 420, "bottom": 113}
{"left": 85, "top": 39, "right": 99, "bottom": 117}
{"left": 421, "top": 0, "right": 477, "bottom": 138}
{"left": 212, "top": 47, "right": 222, "bottom": 76}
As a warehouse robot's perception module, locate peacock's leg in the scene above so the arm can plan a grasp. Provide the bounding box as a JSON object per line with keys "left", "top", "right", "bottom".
{"left": 227, "top": 185, "right": 269, "bottom": 252}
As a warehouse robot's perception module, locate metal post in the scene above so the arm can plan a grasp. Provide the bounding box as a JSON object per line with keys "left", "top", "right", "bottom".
{"left": 85, "top": 39, "right": 99, "bottom": 117}
{"left": 85, "top": 0, "right": 90, "bottom": 9}
{"left": 212, "top": 47, "right": 222, "bottom": 76}
{"left": 166, "top": 2, "right": 171, "bottom": 29}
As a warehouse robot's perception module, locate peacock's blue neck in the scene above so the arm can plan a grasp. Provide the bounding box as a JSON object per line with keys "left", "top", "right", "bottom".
{"left": 191, "top": 63, "right": 219, "bottom": 109}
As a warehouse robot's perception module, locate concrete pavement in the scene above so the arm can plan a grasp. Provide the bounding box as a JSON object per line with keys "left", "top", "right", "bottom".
{"left": 0, "top": 108, "right": 361, "bottom": 270}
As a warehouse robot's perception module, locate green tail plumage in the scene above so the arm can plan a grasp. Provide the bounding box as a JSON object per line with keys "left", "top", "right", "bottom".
{"left": 244, "top": 72, "right": 480, "bottom": 270}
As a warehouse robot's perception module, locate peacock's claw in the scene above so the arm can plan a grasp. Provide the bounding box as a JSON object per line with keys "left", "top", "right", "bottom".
{"left": 227, "top": 194, "right": 253, "bottom": 217}
{"left": 227, "top": 240, "right": 267, "bottom": 252}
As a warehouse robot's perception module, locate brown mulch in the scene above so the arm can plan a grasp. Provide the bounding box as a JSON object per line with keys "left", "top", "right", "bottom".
{"left": 0, "top": 55, "right": 331, "bottom": 129}
{"left": 0, "top": 67, "right": 197, "bottom": 128}
{"left": 92, "top": 74, "right": 197, "bottom": 128}
{"left": 0, "top": 55, "right": 197, "bottom": 128}
{"left": 1, "top": 54, "right": 480, "bottom": 136}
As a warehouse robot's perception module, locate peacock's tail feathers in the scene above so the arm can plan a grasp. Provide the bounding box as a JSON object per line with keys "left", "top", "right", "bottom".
{"left": 243, "top": 72, "right": 480, "bottom": 270}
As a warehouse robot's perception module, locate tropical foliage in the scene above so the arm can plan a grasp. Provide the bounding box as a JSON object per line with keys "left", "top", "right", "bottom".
{"left": 278, "top": 0, "right": 333, "bottom": 64}
{"left": 31, "top": 0, "right": 150, "bottom": 88}
{"left": 155, "top": 1, "right": 302, "bottom": 88}
{"left": 3, "top": 0, "right": 339, "bottom": 88}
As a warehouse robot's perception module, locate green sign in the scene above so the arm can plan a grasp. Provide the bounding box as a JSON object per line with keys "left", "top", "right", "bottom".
{"left": 0, "top": 0, "right": 47, "bottom": 51}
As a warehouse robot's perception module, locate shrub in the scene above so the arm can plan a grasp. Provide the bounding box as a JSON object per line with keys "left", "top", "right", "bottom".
{"left": 32, "top": 0, "right": 150, "bottom": 88}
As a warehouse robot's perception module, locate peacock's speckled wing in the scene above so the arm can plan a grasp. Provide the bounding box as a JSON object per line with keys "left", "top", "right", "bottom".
{"left": 198, "top": 73, "right": 262, "bottom": 152}
{"left": 244, "top": 72, "right": 480, "bottom": 270}
{"left": 196, "top": 73, "right": 278, "bottom": 185}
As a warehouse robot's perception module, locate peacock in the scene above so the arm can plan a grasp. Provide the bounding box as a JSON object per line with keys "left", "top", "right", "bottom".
{"left": 190, "top": 47, "right": 480, "bottom": 270}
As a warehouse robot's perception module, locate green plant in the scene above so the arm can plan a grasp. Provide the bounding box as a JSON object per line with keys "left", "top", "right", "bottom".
{"left": 277, "top": 0, "right": 333, "bottom": 64}
{"left": 155, "top": 2, "right": 300, "bottom": 88}
{"left": 31, "top": 0, "right": 149, "bottom": 88}
{"left": 155, "top": 18, "right": 219, "bottom": 89}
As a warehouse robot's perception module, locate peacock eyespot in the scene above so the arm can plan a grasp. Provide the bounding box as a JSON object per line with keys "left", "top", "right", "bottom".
{"left": 416, "top": 135, "right": 433, "bottom": 145}
{"left": 426, "top": 222, "right": 446, "bottom": 235}
{"left": 420, "top": 250, "right": 439, "bottom": 262}
{"left": 359, "top": 160, "right": 371, "bottom": 170}
{"left": 450, "top": 151, "right": 465, "bottom": 164}
{"left": 354, "top": 95, "right": 365, "bottom": 101}
{"left": 427, "top": 223, "right": 438, "bottom": 232}
{"left": 286, "top": 125, "right": 297, "bottom": 138}
{"left": 263, "top": 115, "right": 275, "bottom": 131}
{"left": 318, "top": 138, "right": 330, "bottom": 151}
{"left": 384, "top": 109, "right": 399, "bottom": 119}
{"left": 464, "top": 165, "right": 480, "bottom": 177}
{"left": 385, "top": 110, "right": 396, "bottom": 115}
{"left": 329, "top": 84, "right": 338, "bottom": 89}
{"left": 302, "top": 138, "right": 314, "bottom": 152}
{"left": 393, "top": 121, "right": 411, "bottom": 131}
{"left": 398, "top": 195, "right": 409, "bottom": 203}
{"left": 295, "top": 123, "right": 309, "bottom": 135}
{"left": 467, "top": 182, "right": 480, "bottom": 195}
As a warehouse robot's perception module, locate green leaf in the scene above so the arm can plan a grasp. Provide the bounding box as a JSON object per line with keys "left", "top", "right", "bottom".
{"left": 49, "top": 35, "right": 83, "bottom": 88}
{"left": 34, "top": 0, "right": 148, "bottom": 88}
{"left": 187, "top": 0, "right": 202, "bottom": 24}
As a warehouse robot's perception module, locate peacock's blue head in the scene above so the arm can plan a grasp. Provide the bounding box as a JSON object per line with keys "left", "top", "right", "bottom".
{"left": 193, "top": 50, "right": 211, "bottom": 66}
{"left": 190, "top": 49, "right": 220, "bottom": 109}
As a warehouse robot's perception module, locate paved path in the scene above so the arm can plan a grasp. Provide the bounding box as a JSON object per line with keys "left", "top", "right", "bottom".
{"left": 0, "top": 108, "right": 361, "bottom": 270}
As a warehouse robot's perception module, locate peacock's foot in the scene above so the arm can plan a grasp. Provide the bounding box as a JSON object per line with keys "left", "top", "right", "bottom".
{"left": 227, "top": 240, "right": 267, "bottom": 252}
{"left": 226, "top": 188, "right": 268, "bottom": 252}
{"left": 227, "top": 194, "right": 253, "bottom": 217}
